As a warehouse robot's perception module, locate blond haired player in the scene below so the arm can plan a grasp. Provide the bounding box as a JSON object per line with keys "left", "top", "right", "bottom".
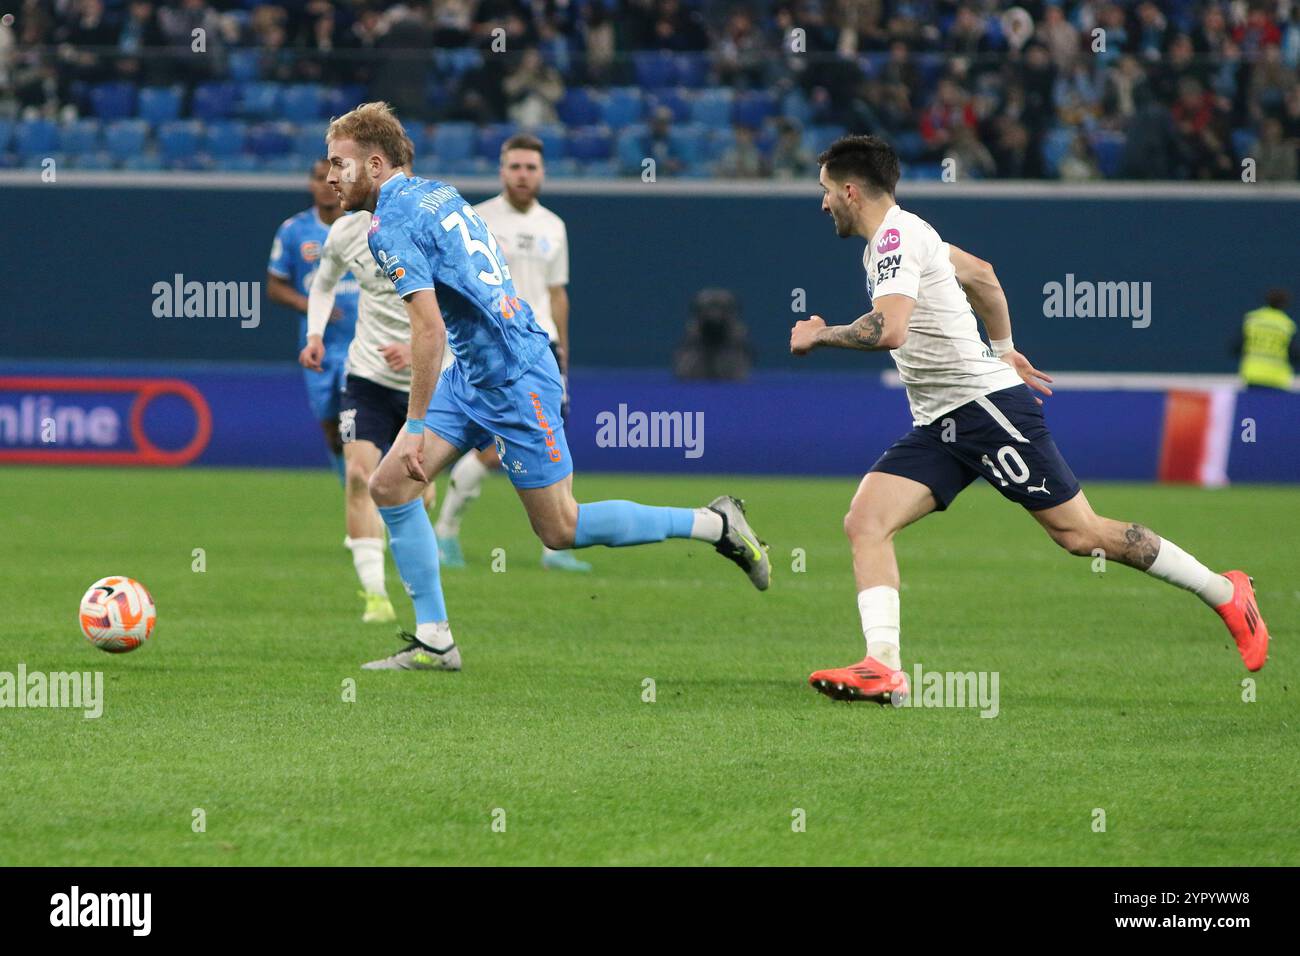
{"left": 300, "top": 159, "right": 444, "bottom": 624}
{"left": 792, "top": 135, "right": 1270, "bottom": 704}
{"left": 433, "top": 133, "right": 591, "bottom": 573}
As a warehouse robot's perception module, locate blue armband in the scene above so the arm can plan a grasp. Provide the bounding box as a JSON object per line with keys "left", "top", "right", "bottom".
{"left": 404, "top": 418, "right": 427, "bottom": 435}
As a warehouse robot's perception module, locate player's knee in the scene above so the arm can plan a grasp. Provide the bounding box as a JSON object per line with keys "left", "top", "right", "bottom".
{"left": 345, "top": 459, "right": 371, "bottom": 497}
{"left": 530, "top": 504, "right": 578, "bottom": 550}
{"left": 843, "top": 504, "right": 891, "bottom": 543}
{"left": 368, "top": 469, "right": 401, "bottom": 508}
{"left": 1052, "top": 525, "right": 1098, "bottom": 557}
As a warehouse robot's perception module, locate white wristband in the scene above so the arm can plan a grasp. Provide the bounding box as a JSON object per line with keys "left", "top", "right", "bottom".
{"left": 990, "top": 336, "right": 1014, "bottom": 356}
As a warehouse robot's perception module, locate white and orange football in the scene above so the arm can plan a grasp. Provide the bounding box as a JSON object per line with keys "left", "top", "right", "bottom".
{"left": 79, "top": 577, "right": 157, "bottom": 653}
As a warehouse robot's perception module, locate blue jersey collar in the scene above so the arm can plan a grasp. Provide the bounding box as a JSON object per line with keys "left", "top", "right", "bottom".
{"left": 378, "top": 171, "right": 408, "bottom": 200}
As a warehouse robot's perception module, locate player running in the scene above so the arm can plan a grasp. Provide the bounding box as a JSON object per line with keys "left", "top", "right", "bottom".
{"left": 324, "top": 102, "right": 769, "bottom": 672}
{"left": 267, "top": 159, "right": 360, "bottom": 484}
{"left": 300, "top": 163, "right": 443, "bottom": 625}
{"left": 792, "top": 135, "right": 1270, "bottom": 704}
{"left": 433, "top": 133, "right": 591, "bottom": 573}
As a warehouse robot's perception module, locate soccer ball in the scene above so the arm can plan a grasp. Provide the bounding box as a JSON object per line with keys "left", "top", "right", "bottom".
{"left": 79, "top": 576, "right": 157, "bottom": 653}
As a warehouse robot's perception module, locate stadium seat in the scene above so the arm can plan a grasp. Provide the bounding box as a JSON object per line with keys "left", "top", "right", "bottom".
{"left": 324, "top": 85, "right": 367, "bottom": 118}
{"left": 781, "top": 90, "right": 812, "bottom": 125}
{"left": 675, "top": 54, "right": 710, "bottom": 89}
{"left": 806, "top": 125, "right": 847, "bottom": 154}
{"left": 579, "top": 159, "right": 618, "bottom": 177}
{"left": 567, "top": 126, "right": 613, "bottom": 162}
{"left": 281, "top": 84, "right": 325, "bottom": 122}
{"left": 1231, "top": 127, "right": 1255, "bottom": 160}
{"left": 633, "top": 52, "right": 677, "bottom": 90}
{"left": 247, "top": 123, "right": 294, "bottom": 158}
{"left": 431, "top": 122, "right": 476, "bottom": 164}
{"left": 434, "top": 47, "right": 483, "bottom": 77}
{"left": 214, "top": 154, "right": 260, "bottom": 172}
{"left": 227, "top": 49, "right": 262, "bottom": 83}
{"left": 645, "top": 89, "right": 691, "bottom": 123}
{"left": 121, "top": 153, "right": 163, "bottom": 171}
{"left": 205, "top": 120, "right": 248, "bottom": 159}
{"left": 72, "top": 152, "right": 114, "bottom": 170}
{"left": 158, "top": 120, "right": 204, "bottom": 168}
{"left": 1092, "top": 131, "right": 1126, "bottom": 178}
{"left": 292, "top": 122, "right": 328, "bottom": 161}
{"left": 193, "top": 82, "right": 238, "bottom": 121}
{"left": 404, "top": 122, "right": 436, "bottom": 160}
{"left": 477, "top": 123, "right": 518, "bottom": 160}
{"left": 137, "top": 86, "right": 184, "bottom": 125}
{"left": 733, "top": 91, "right": 776, "bottom": 129}
{"left": 262, "top": 155, "right": 302, "bottom": 172}
{"left": 615, "top": 125, "right": 648, "bottom": 173}
{"left": 1042, "top": 128, "right": 1075, "bottom": 178}
{"left": 893, "top": 131, "right": 926, "bottom": 162}
{"left": 557, "top": 89, "right": 602, "bottom": 127}
{"left": 0, "top": 118, "right": 12, "bottom": 151}
{"left": 534, "top": 123, "right": 567, "bottom": 160}
{"left": 104, "top": 120, "right": 149, "bottom": 162}
{"left": 59, "top": 119, "right": 101, "bottom": 155}
{"left": 667, "top": 124, "right": 707, "bottom": 165}
{"left": 89, "top": 82, "right": 137, "bottom": 121}
{"left": 690, "top": 89, "right": 734, "bottom": 129}
{"left": 16, "top": 119, "right": 59, "bottom": 159}
{"left": 602, "top": 88, "right": 643, "bottom": 129}
{"left": 545, "top": 157, "right": 580, "bottom": 178}
{"left": 239, "top": 83, "right": 284, "bottom": 120}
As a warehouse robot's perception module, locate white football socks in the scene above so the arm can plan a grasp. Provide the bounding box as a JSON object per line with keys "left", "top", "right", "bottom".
{"left": 689, "top": 508, "right": 724, "bottom": 542}
{"left": 858, "top": 586, "right": 901, "bottom": 670}
{"left": 416, "top": 621, "right": 454, "bottom": 652}
{"left": 1146, "top": 538, "right": 1234, "bottom": 608}
{"left": 345, "top": 536, "right": 386, "bottom": 596}
{"left": 435, "top": 454, "right": 490, "bottom": 538}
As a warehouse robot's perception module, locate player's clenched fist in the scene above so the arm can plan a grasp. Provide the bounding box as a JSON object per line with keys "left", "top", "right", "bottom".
{"left": 790, "top": 315, "right": 826, "bottom": 355}
{"left": 298, "top": 335, "right": 325, "bottom": 371}
{"left": 379, "top": 342, "right": 412, "bottom": 372}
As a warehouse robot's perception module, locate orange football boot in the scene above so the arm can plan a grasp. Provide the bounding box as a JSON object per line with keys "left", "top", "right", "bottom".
{"left": 809, "top": 656, "right": 909, "bottom": 705}
{"left": 1215, "top": 570, "right": 1269, "bottom": 671}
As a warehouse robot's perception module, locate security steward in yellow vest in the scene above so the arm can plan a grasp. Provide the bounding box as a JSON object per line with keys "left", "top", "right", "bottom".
{"left": 1235, "top": 290, "right": 1297, "bottom": 390}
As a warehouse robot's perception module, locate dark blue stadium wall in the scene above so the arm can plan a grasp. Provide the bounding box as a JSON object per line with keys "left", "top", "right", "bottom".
{"left": 2, "top": 182, "right": 1296, "bottom": 373}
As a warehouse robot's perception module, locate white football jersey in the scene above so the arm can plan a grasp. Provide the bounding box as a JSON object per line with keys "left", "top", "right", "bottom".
{"left": 864, "top": 205, "right": 1022, "bottom": 425}
{"left": 473, "top": 194, "right": 568, "bottom": 342}
{"left": 311, "top": 211, "right": 452, "bottom": 392}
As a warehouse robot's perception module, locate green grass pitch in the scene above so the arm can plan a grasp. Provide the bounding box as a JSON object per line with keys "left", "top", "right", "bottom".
{"left": 2, "top": 466, "right": 1296, "bottom": 866}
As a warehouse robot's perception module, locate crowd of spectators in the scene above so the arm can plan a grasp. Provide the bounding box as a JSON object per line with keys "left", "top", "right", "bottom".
{"left": 2, "top": 0, "right": 1298, "bottom": 179}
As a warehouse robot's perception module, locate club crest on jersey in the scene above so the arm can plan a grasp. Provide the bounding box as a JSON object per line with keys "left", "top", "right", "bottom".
{"left": 876, "top": 229, "right": 901, "bottom": 254}
{"left": 368, "top": 216, "right": 381, "bottom": 235}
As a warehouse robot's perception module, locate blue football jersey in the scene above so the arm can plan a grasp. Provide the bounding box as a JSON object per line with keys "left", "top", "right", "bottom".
{"left": 268, "top": 207, "right": 360, "bottom": 353}
{"left": 368, "top": 172, "right": 550, "bottom": 387}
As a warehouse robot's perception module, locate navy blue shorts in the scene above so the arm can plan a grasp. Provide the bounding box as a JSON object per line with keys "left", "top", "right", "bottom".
{"left": 870, "top": 385, "right": 1081, "bottom": 511}
{"left": 340, "top": 374, "right": 407, "bottom": 454}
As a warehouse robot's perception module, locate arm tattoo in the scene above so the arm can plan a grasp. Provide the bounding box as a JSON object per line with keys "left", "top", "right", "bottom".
{"left": 1119, "top": 522, "right": 1160, "bottom": 570}
{"left": 817, "top": 310, "right": 886, "bottom": 350}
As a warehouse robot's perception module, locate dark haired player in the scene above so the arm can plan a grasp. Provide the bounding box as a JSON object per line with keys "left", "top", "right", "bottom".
{"left": 791, "top": 135, "right": 1270, "bottom": 704}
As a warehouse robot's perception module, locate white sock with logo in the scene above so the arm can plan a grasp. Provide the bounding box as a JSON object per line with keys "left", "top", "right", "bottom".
{"left": 858, "top": 586, "right": 901, "bottom": 670}
{"left": 435, "top": 454, "right": 489, "bottom": 538}
{"left": 690, "top": 508, "right": 724, "bottom": 542}
{"left": 345, "top": 537, "right": 386, "bottom": 595}
{"left": 416, "top": 621, "right": 454, "bottom": 652}
{"left": 1146, "top": 538, "right": 1233, "bottom": 607}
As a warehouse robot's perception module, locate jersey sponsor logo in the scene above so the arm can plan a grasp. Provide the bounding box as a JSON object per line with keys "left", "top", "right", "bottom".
{"left": 528, "top": 391, "right": 564, "bottom": 463}
{"left": 876, "top": 228, "right": 901, "bottom": 254}
{"left": 299, "top": 240, "right": 321, "bottom": 263}
{"left": 875, "top": 254, "right": 902, "bottom": 283}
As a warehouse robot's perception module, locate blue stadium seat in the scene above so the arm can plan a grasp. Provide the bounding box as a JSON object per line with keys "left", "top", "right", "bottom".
{"left": 16, "top": 119, "right": 59, "bottom": 158}
{"left": 675, "top": 54, "right": 710, "bottom": 89}
{"left": 477, "top": 123, "right": 518, "bottom": 160}
{"left": 544, "top": 157, "right": 580, "bottom": 178}
{"left": 239, "top": 83, "right": 283, "bottom": 120}
{"left": 205, "top": 120, "right": 248, "bottom": 159}
{"left": 633, "top": 52, "right": 677, "bottom": 90}
{"left": 72, "top": 152, "right": 114, "bottom": 170}
{"left": 104, "top": 120, "right": 149, "bottom": 162}
{"left": 227, "top": 49, "right": 262, "bottom": 83}
{"left": 434, "top": 48, "right": 482, "bottom": 76}
{"left": 281, "top": 84, "right": 324, "bottom": 122}
{"left": 193, "top": 83, "right": 238, "bottom": 121}
{"left": 557, "top": 88, "right": 602, "bottom": 127}
{"left": 214, "top": 154, "right": 260, "bottom": 172}
{"left": 1093, "top": 131, "right": 1125, "bottom": 177}
{"left": 247, "top": 123, "right": 293, "bottom": 158}
{"left": 534, "top": 124, "right": 567, "bottom": 161}
{"left": 442, "top": 157, "right": 492, "bottom": 176}
{"left": 262, "top": 155, "right": 302, "bottom": 172}
{"left": 567, "top": 126, "right": 612, "bottom": 162}
{"left": 806, "top": 125, "right": 847, "bottom": 154}
{"left": 323, "top": 85, "right": 367, "bottom": 118}
{"left": 59, "top": 119, "right": 101, "bottom": 155}
{"left": 1231, "top": 127, "right": 1255, "bottom": 160}
{"left": 158, "top": 120, "right": 203, "bottom": 168}
{"left": 122, "top": 153, "right": 163, "bottom": 171}
{"left": 781, "top": 90, "right": 812, "bottom": 125}
{"left": 0, "top": 119, "right": 12, "bottom": 152}
{"left": 405, "top": 122, "right": 435, "bottom": 160}
{"left": 668, "top": 124, "right": 707, "bottom": 165}
{"left": 615, "top": 125, "right": 647, "bottom": 172}
{"left": 645, "top": 89, "right": 691, "bottom": 123}
{"left": 893, "top": 130, "right": 926, "bottom": 162}
{"left": 579, "top": 159, "right": 618, "bottom": 177}
{"left": 690, "top": 89, "right": 733, "bottom": 129}
{"left": 292, "top": 122, "right": 327, "bottom": 161}
{"left": 431, "top": 122, "right": 475, "bottom": 164}
{"left": 602, "top": 88, "right": 643, "bottom": 129}
{"left": 702, "top": 127, "right": 733, "bottom": 162}
{"left": 1041, "top": 128, "right": 1075, "bottom": 178}
{"left": 733, "top": 91, "right": 776, "bottom": 129}
{"left": 138, "top": 86, "right": 183, "bottom": 125}
{"left": 90, "top": 82, "right": 137, "bottom": 121}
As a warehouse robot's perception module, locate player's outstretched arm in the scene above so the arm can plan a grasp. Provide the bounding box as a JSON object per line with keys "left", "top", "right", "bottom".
{"left": 790, "top": 295, "right": 912, "bottom": 354}
{"left": 300, "top": 250, "right": 346, "bottom": 371}
{"left": 267, "top": 273, "right": 309, "bottom": 313}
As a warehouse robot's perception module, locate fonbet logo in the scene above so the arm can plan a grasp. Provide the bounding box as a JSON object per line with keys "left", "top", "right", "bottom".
{"left": 50, "top": 886, "right": 151, "bottom": 936}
